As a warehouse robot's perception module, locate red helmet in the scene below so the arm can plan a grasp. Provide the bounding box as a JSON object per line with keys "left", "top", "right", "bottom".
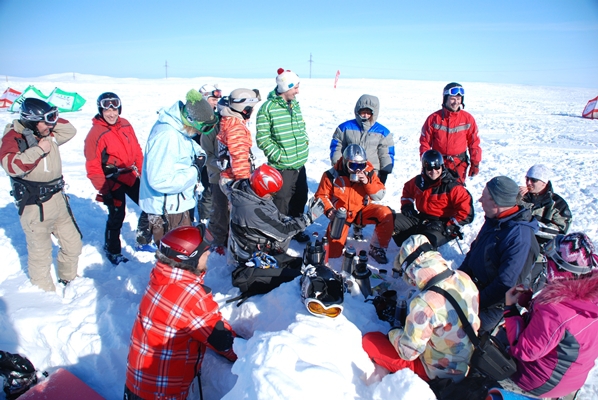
{"left": 159, "top": 224, "right": 213, "bottom": 267}
{"left": 250, "top": 164, "right": 283, "bottom": 197}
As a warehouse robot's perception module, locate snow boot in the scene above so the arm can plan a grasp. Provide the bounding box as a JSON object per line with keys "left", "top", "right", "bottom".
{"left": 368, "top": 246, "right": 388, "bottom": 264}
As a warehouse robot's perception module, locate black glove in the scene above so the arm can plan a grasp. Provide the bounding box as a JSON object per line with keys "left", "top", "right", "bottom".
{"left": 22, "top": 128, "right": 39, "bottom": 149}
{"left": 102, "top": 192, "right": 114, "bottom": 206}
{"left": 305, "top": 197, "right": 325, "bottom": 224}
{"left": 193, "top": 155, "right": 206, "bottom": 177}
{"left": 103, "top": 164, "right": 120, "bottom": 180}
{"left": 401, "top": 203, "right": 418, "bottom": 219}
{"left": 445, "top": 223, "right": 463, "bottom": 240}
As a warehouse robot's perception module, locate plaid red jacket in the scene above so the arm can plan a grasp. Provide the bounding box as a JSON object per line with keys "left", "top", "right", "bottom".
{"left": 125, "top": 262, "right": 236, "bottom": 399}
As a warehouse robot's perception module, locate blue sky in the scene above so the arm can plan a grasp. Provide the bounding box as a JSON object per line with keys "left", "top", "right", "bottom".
{"left": 1, "top": 0, "right": 597, "bottom": 87}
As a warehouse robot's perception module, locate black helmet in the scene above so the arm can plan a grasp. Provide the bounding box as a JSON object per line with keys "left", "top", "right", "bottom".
{"left": 19, "top": 98, "right": 58, "bottom": 133}
{"left": 422, "top": 150, "right": 444, "bottom": 171}
{"left": 300, "top": 265, "right": 344, "bottom": 317}
{"left": 442, "top": 82, "right": 464, "bottom": 109}
{"left": 97, "top": 92, "right": 122, "bottom": 115}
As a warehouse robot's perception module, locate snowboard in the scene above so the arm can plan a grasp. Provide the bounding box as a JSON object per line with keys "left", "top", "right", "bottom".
{"left": 486, "top": 387, "right": 538, "bottom": 400}
{"left": 19, "top": 368, "right": 103, "bottom": 400}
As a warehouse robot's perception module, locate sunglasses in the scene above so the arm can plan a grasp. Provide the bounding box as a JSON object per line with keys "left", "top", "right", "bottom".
{"left": 305, "top": 298, "right": 343, "bottom": 318}
{"left": 425, "top": 165, "right": 441, "bottom": 172}
{"left": 347, "top": 161, "right": 366, "bottom": 173}
{"left": 99, "top": 98, "right": 121, "bottom": 110}
{"left": 443, "top": 87, "right": 464, "bottom": 96}
{"left": 526, "top": 177, "right": 540, "bottom": 183}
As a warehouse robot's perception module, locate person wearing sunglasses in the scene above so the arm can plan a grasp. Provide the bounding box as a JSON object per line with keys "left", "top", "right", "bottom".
{"left": 124, "top": 224, "right": 238, "bottom": 400}
{"left": 420, "top": 82, "right": 481, "bottom": 184}
{"left": 256, "top": 68, "right": 311, "bottom": 244}
{"left": 314, "top": 144, "right": 394, "bottom": 264}
{"left": 362, "top": 234, "right": 480, "bottom": 383}
{"left": 139, "top": 89, "right": 215, "bottom": 243}
{"left": 458, "top": 176, "right": 540, "bottom": 334}
{"left": 84, "top": 92, "right": 153, "bottom": 265}
{"left": 329, "top": 94, "right": 394, "bottom": 241}
{"left": 503, "top": 232, "right": 598, "bottom": 399}
{"left": 392, "top": 150, "right": 474, "bottom": 249}
{"left": 518, "top": 164, "right": 572, "bottom": 292}
{"left": 0, "top": 98, "right": 82, "bottom": 292}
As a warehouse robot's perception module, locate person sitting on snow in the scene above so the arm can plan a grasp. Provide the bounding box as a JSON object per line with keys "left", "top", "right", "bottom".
{"left": 124, "top": 224, "right": 237, "bottom": 399}
{"left": 362, "top": 235, "right": 480, "bottom": 383}
{"left": 392, "top": 150, "right": 474, "bottom": 249}
{"left": 314, "top": 144, "right": 394, "bottom": 264}
{"left": 228, "top": 164, "right": 324, "bottom": 269}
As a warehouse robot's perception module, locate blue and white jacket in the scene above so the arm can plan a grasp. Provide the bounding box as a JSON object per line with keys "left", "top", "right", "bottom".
{"left": 140, "top": 101, "right": 206, "bottom": 215}
{"left": 329, "top": 94, "right": 394, "bottom": 173}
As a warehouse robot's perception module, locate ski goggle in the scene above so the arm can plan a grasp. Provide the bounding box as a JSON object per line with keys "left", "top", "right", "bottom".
{"left": 230, "top": 89, "right": 261, "bottom": 104}
{"left": 22, "top": 107, "right": 59, "bottom": 124}
{"left": 544, "top": 235, "right": 595, "bottom": 275}
{"left": 443, "top": 87, "right": 464, "bottom": 96}
{"left": 99, "top": 98, "right": 121, "bottom": 110}
{"left": 347, "top": 161, "right": 366, "bottom": 173}
{"left": 184, "top": 110, "right": 219, "bottom": 134}
{"left": 304, "top": 298, "right": 343, "bottom": 318}
{"left": 203, "top": 89, "right": 222, "bottom": 99}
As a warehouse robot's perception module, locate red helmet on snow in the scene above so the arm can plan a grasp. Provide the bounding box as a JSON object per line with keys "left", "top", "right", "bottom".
{"left": 250, "top": 164, "right": 283, "bottom": 197}
{"left": 159, "top": 223, "right": 213, "bottom": 267}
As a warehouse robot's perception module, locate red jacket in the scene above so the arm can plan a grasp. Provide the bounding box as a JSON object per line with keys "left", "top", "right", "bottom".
{"left": 84, "top": 115, "right": 143, "bottom": 196}
{"left": 315, "top": 159, "right": 385, "bottom": 223}
{"left": 419, "top": 108, "right": 481, "bottom": 167}
{"left": 126, "top": 262, "right": 236, "bottom": 400}
{"left": 401, "top": 170, "right": 474, "bottom": 226}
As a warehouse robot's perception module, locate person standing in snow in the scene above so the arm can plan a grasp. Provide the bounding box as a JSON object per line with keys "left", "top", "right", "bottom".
{"left": 458, "top": 176, "right": 540, "bottom": 334}
{"left": 124, "top": 224, "right": 237, "bottom": 400}
{"left": 392, "top": 150, "right": 474, "bottom": 249}
{"left": 84, "top": 92, "right": 153, "bottom": 265}
{"left": 329, "top": 94, "right": 394, "bottom": 240}
{"left": 195, "top": 84, "right": 223, "bottom": 222}
{"left": 420, "top": 82, "right": 481, "bottom": 183}
{"left": 503, "top": 232, "right": 598, "bottom": 399}
{"left": 0, "top": 98, "right": 82, "bottom": 292}
{"left": 139, "top": 89, "right": 216, "bottom": 243}
{"left": 256, "top": 68, "right": 311, "bottom": 243}
{"left": 315, "top": 144, "right": 394, "bottom": 264}
{"left": 362, "top": 235, "right": 480, "bottom": 383}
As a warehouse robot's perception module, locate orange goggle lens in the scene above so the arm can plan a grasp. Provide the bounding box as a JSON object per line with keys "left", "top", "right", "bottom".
{"left": 306, "top": 300, "right": 343, "bottom": 318}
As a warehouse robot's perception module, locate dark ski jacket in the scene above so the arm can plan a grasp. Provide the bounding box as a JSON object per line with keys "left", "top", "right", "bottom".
{"left": 459, "top": 206, "right": 540, "bottom": 309}
{"left": 228, "top": 179, "right": 307, "bottom": 263}
{"left": 521, "top": 181, "right": 572, "bottom": 244}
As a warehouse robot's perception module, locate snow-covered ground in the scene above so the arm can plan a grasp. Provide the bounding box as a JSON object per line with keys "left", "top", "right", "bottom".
{"left": 0, "top": 74, "right": 597, "bottom": 399}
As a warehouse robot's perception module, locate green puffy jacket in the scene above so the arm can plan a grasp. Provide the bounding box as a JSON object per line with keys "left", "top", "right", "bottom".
{"left": 256, "top": 89, "right": 308, "bottom": 170}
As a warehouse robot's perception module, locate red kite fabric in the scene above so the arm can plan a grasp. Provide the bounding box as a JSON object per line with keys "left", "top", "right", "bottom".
{"left": 582, "top": 96, "right": 598, "bottom": 119}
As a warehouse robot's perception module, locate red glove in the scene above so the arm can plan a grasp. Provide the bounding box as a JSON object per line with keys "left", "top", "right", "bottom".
{"left": 468, "top": 164, "right": 479, "bottom": 177}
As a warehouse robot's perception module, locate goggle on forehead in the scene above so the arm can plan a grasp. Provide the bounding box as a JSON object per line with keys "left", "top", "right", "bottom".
{"left": 443, "top": 87, "right": 464, "bottom": 96}
{"left": 205, "top": 89, "right": 222, "bottom": 98}
{"left": 99, "top": 98, "right": 121, "bottom": 110}
{"left": 23, "top": 107, "right": 59, "bottom": 125}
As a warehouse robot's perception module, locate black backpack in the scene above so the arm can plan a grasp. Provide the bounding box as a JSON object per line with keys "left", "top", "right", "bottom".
{"left": 227, "top": 252, "right": 302, "bottom": 306}
{"left": 0, "top": 351, "right": 39, "bottom": 399}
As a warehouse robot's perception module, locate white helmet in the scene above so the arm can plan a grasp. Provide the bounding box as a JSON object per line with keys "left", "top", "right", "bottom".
{"left": 229, "top": 88, "right": 261, "bottom": 119}
{"left": 199, "top": 84, "right": 222, "bottom": 100}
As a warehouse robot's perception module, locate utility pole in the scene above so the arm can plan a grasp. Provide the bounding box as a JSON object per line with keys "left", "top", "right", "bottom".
{"left": 73, "top": 72, "right": 75, "bottom": 80}
{"left": 164, "top": 61, "right": 168, "bottom": 79}
{"left": 308, "top": 53, "right": 313, "bottom": 78}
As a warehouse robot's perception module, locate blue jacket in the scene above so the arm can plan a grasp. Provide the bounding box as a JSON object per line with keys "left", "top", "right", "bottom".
{"left": 139, "top": 101, "right": 206, "bottom": 215}
{"left": 459, "top": 206, "right": 540, "bottom": 309}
